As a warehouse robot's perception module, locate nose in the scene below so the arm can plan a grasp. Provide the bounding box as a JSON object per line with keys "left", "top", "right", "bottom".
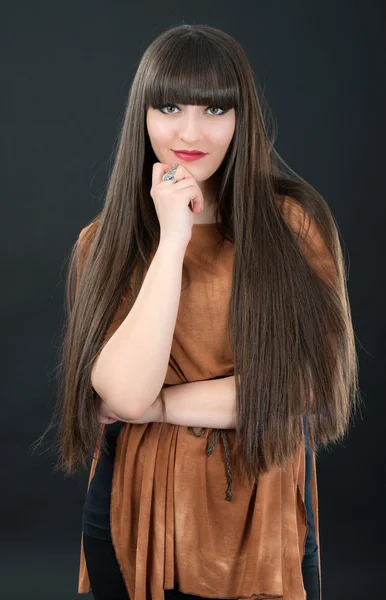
{"left": 178, "top": 112, "right": 202, "bottom": 144}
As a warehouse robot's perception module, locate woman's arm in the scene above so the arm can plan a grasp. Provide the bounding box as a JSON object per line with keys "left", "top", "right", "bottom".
{"left": 98, "top": 376, "right": 237, "bottom": 429}
{"left": 91, "top": 238, "right": 188, "bottom": 421}
{"left": 142, "top": 376, "right": 237, "bottom": 429}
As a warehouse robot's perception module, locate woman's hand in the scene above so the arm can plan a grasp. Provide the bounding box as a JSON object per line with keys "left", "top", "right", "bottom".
{"left": 151, "top": 162, "right": 204, "bottom": 247}
{"left": 97, "top": 394, "right": 164, "bottom": 425}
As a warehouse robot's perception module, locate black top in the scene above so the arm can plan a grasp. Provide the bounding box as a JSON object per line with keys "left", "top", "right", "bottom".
{"left": 82, "top": 417, "right": 318, "bottom": 567}
{"left": 82, "top": 420, "right": 122, "bottom": 540}
{"left": 302, "top": 416, "right": 319, "bottom": 568}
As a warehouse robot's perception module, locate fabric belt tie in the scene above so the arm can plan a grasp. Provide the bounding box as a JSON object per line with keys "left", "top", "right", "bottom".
{"left": 188, "top": 427, "right": 233, "bottom": 502}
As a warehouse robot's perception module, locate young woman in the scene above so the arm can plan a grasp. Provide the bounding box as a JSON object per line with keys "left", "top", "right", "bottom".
{"left": 35, "top": 23, "right": 360, "bottom": 600}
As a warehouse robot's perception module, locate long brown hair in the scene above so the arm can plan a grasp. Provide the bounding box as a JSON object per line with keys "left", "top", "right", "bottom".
{"left": 31, "top": 23, "right": 362, "bottom": 487}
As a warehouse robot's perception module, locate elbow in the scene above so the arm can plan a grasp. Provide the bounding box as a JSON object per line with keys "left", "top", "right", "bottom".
{"left": 94, "top": 385, "right": 145, "bottom": 421}
{"left": 91, "top": 355, "right": 155, "bottom": 421}
{"left": 110, "top": 399, "right": 144, "bottom": 422}
{"left": 91, "top": 371, "right": 144, "bottom": 422}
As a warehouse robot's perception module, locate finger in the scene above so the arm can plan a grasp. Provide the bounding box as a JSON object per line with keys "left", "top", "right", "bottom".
{"left": 171, "top": 184, "right": 202, "bottom": 212}
{"left": 152, "top": 163, "right": 180, "bottom": 186}
{"left": 98, "top": 416, "right": 118, "bottom": 424}
{"left": 152, "top": 163, "right": 165, "bottom": 186}
{"left": 152, "top": 163, "right": 186, "bottom": 187}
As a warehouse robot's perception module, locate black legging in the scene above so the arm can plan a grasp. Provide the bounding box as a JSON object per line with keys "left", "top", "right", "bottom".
{"left": 83, "top": 532, "right": 320, "bottom": 600}
{"left": 83, "top": 533, "right": 129, "bottom": 600}
{"left": 83, "top": 533, "right": 216, "bottom": 600}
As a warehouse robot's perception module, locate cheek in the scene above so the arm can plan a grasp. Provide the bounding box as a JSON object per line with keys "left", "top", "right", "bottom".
{"left": 148, "top": 121, "right": 173, "bottom": 144}
{"left": 210, "top": 116, "right": 235, "bottom": 146}
{"left": 211, "top": 128, "right": 234, "bottom": 148}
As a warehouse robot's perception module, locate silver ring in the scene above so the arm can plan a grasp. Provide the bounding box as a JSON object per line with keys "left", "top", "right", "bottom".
{"left": 162, "top": 163, "right": 178, "bottom": 183}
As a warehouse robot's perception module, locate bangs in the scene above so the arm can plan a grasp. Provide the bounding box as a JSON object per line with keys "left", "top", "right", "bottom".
{"left": 144, "top": 34, "right": 239, "bottom": 111}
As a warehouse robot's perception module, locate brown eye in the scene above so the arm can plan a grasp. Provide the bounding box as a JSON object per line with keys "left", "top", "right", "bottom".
{"left": 159, "top": 104, "right": 178, "bottom": 114}
{"left": 207, "top": 106, "right": 227, "bottom": 116}
{"left": 158, "top": 104, "right": 227, "bottom": 116}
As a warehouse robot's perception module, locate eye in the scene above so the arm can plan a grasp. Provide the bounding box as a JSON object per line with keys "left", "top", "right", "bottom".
{"left": 207, "top": 106, "right": 227, "bottom": 116}
{"left": 158, "top": 104, "right": 228, "bottom": 116}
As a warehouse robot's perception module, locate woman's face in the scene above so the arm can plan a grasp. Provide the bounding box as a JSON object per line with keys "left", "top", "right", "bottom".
{"left": 146, "top": 103, "right": 236, "bottom": 182}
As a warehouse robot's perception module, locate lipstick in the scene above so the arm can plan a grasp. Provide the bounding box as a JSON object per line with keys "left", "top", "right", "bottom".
{"left": 173, "top": 150, "right": 206, "bottom": 162}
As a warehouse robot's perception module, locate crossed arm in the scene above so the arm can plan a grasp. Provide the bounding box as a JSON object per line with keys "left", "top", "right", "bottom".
{"left": 98, "top": 375, "right": 237, "bottom": 429}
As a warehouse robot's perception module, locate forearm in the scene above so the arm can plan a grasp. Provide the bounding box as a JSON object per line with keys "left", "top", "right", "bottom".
{"left": 91, "top": 239, "right": 186, "bottom": 421}
{"left": 159, "top": 375, "right": 237, "bottom": 429}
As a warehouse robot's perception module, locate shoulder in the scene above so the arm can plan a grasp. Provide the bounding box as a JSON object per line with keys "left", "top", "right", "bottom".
{"left": 276, "top": 193, "right": 324, "bottom": 249}
{"left": 77, "top": 217, "right": 101, "bottom": 248}
{"left": 77, "top": 217, "right": 101, "bottom": 257}
{"left": 276, "top": 193, "right": 338, "bottom": 289}
{"left": 275, "top": 193, "right": 310, "bottom": 234}
{"left": 75, "top": 217, "right": 101, "bottom": 278}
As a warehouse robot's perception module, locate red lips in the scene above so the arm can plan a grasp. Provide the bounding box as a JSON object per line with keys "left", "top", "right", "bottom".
{"left": 173, "top": 149, "right": 205, "bottom": 155}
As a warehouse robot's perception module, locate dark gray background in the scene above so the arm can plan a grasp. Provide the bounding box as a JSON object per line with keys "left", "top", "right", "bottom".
{"left": 2, "top": 1, "right": 384, "bottom": 598}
